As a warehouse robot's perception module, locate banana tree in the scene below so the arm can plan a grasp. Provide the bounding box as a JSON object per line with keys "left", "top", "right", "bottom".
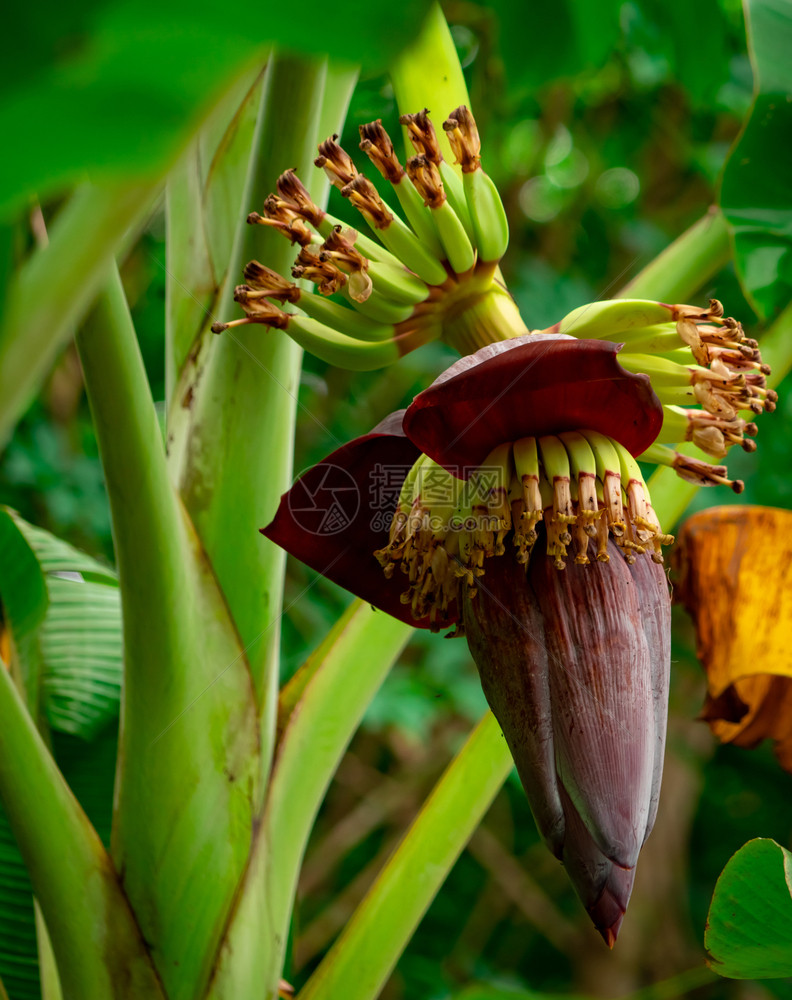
{"left": 0, "top": 1, "right": 791, "bottom": 998}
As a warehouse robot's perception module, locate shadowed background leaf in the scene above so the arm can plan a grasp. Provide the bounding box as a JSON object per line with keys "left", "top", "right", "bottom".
{"left": 0, "top": 0, "right": 433, "bottom": 216}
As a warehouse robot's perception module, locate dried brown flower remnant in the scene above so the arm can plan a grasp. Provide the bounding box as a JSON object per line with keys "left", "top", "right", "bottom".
{"left": 443, "top": 105, "right": 481, "bottom": 173}
{"left": 359, "top": 120, "right": 405, "bottom": 183}
{"left": 315, "top": 134, "right": 359, "bottom": 189}
{"left": 399, "top": 108, "right": 443, "bottom": 163}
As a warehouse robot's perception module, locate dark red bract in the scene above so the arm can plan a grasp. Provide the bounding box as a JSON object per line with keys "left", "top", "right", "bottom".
{"left": 402, "top": 335, "right": 662, "bottom": 474}
{"left": 263, "top": 337, "right": 664, "bottom": 629}
{"left": 262, "top": 411, "right": 431, "bottom": 627}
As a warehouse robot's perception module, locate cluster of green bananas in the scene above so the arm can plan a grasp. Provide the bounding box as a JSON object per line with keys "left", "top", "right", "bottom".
{"left": 211, "top": 106, "right": 524, "bottom": 367}
{"left": 550, "top": 297, "right": 774, "bottom": 490}
{"left": 374, "top": 431, "right": 672, "bottom": 627}
{"left": 213, "top": 106, "right": 773, "bottom": 505}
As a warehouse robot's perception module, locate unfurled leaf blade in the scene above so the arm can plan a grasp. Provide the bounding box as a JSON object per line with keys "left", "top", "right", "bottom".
{"left": 6, "top": 513, "right": 121, "bottom": 739}
{"left": 0, "top": 509, "right": 48, "bottom": 705}
{"left": 2, "top": 1, "right": 431, "bottom": 217}
{"left": 706, "top": 838, "right": 792, "bottom": 978}
{"left": 0, "top": 510, "right": 120, "bottom": 737}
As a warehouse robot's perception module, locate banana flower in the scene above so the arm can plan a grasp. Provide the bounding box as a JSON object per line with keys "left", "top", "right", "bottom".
{"left": 264, "top": 335, "right": 671, "bottom": 945}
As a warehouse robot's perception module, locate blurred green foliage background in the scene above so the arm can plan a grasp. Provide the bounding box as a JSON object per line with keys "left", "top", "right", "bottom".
{"left": 2, "top": 1, "right": 791, "bottom": 997}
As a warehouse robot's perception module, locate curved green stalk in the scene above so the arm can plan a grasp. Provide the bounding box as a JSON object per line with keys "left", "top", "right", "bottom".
{"left": 0, "top": 181, "right": 158, "bottom": 448}
{"left": 174, "top": 55, "right": 335, "bottom": 725}
{"left": 617, "top": 210, "right": 731, "bottom": 303}
{"left": 0, "top": 664, "right": 164, "bottom": 1000}
{"left": 77, "top": 266, "right": 260, "bottom": 1000}
{"left": 296, "top": 712, "right": 513, "bottom": 1000}
{"left": 35, "top": 902, "right": 63, "bottom": 1000}
{"left": 165, "top": 66, "right": 266, "bottom": 403}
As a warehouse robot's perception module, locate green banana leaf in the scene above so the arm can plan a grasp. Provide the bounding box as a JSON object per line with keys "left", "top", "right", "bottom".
{"left": 706, "top": 838, "right": 792, "bottom": 979}
{"left": 0, "top": 814, "right": 38, "bottom": 1000}
{"left": 1, "top": 1, "right": 432, "bottom": 217}
{"left": 5, "top": 513, "right": 121, "bottom": 739}
{"left": 720, "top": 0, "right": 792, "bottom": 318}
{"left": 0, "top": 510, "right": 147, "bottom": 999}
{"left": 0, "top": 509, "right": 123, "bottom": 998}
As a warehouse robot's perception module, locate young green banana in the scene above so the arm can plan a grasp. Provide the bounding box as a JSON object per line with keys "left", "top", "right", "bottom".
{"left": 556, "top": 300, "right": 674, "bottom": 339}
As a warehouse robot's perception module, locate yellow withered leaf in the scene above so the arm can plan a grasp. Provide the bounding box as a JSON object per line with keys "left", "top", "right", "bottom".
{"left": 675, "top": 505, "right": 792, "bottom": 769}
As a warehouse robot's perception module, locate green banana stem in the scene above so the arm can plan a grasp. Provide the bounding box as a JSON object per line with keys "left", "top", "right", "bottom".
{"left": 205, "top": 602, "right": 412, "bottom": 999}
{"left": 0, "top": 663, "right": 164, "bottom": 1000}
{"left": 78, "top": 266, "right": 261, "bottom": 999}
{"left": 389, "top": 3, "right": 470, "bottom": 170}
{"left": 295, "top": 712, "right": 513, "bottom": 1000}
{"left": 616, "top": 209, "right": 731, "bottom": 302}
{"left": 174, "top": 54, "right": 336, "bottom": 722}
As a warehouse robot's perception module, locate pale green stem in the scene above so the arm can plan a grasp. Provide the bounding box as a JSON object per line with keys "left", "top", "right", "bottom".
{"left": 389, "top": 2, "right": 471, "bottom": 169}
{"left": 0, "top": 181, "right": 158, "bottom": 447}
{"left": 176, "top": 55, "right": 331, "bottom": 724}
{"left": 164, "top": 66, "right": 266, "bottom": 403}
{"left": 617, "top": 209, "right": 731, "bottom": 303}
{"left": 35, "top": 901, "right": 64, "bottom": 1000}
{"left": 0, "top": 661, "right": 164, "bottom": 999}
{"left": 76, "top": 267, "right": 190, "bottom": 672}
{"left": 206, "top": 601, "right": 411, "bottom": 999}
{"left": 295, "top": 712, "right": 513, "bottom": 1000}
{"left": 77, "top": 266, "right": 259, "bottom": 999}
